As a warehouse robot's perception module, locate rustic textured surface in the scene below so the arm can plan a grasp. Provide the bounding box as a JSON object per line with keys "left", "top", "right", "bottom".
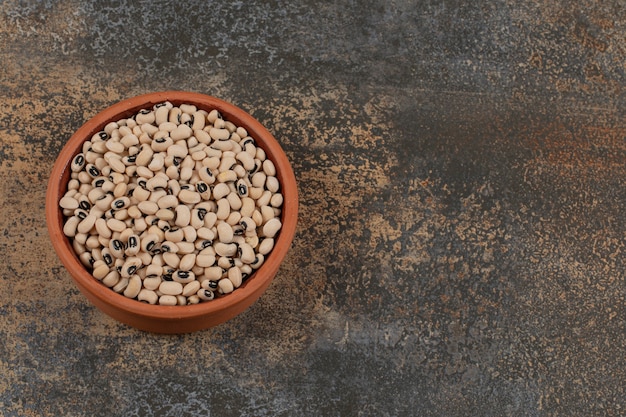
{"left": 0, "top": 0, "right": 624, "bottom": 416}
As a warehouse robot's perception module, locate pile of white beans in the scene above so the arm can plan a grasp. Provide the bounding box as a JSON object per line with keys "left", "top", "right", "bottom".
{"left": 59, "top": 102, "right": 283, "bottom": 305}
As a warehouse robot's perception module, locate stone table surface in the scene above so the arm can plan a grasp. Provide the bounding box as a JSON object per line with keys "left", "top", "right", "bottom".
{"left": 0, "top": 1, "right": 624, "bottom": 416}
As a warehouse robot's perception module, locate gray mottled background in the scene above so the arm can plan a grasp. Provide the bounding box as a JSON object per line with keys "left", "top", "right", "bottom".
{"left": 0, "top": 0, "right": 624, "bottom": 416}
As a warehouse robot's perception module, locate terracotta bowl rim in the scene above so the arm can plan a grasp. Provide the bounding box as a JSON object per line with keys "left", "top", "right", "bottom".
{"left": 45, "top": 91, "right": 298, "bottom": 324}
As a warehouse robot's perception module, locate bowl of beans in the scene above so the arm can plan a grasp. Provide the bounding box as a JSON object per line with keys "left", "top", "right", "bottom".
{"left": 46, "top": 91, "right": 298, "bottom": 333}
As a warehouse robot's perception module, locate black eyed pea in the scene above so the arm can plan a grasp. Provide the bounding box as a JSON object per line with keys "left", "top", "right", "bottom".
{"left": 157, "top": 194, "right": 178, "bottom": 209}
{"left": 135, "top": 145, "right": 154, "bottom": 167}
{"left": 235, "top": 151, "right": 255, "bottom": 171}
{"left": 137, "top": 250, "right": 152, "bottom": 266}
{"left": 252, "top": 210, "right": 264, "bottom": 228}
{"left": 135, "top": 166, "right": 154, "bottom": 180}
{"left": 73, "top": 208, "right": 89, "bottom": 220}
{"left": 135, "top": 108, "right": 155, "bottom": 125}
{"left": 248, "top": 186, "right": 264, "bottom": 200}
{"left": 179, "top": 165, "right": 193, "bottom": 182}
{"left": 156, "top": 208, "right": 175, "bottom": 222}
{"left": 178, "top": 189, "right": 201, "bottom": 204}
{"left": 158, "top": 295, "right": 178, "bottom": 306}
{"left": 138, "top": 289, "right": 159, "bottom": 304}
{"left": 261, "top": 205, "right": 276, "bottom": 223}
{"left": 145, "top": 263, "right": 162, "bottom": 279}
{"left": 79, "top": 251, "right": 93, "bottom": 268}
{"left": 182, "top": 280, "right": 201, "bottom": 297}
{"left": 74, "top": 232, "right": 89, "bottom": 245}
{"left": 270, "top": 193, "right": 284, "bottom": 208}
{"left": 92, "top": 260, "right": 110, "bottom": 280}
{"left": 120, "top": 134, "right": 139, "bottom": 149}
{"left": 85, "top": 235, "right": 101, "bottom": 250}
{"left": 159, "top": 280, "right": 183, "bottom": 296}
{"left": 216, "top": 169, "right": 237, "bottom": 183}
{"left": 198, "top": 166, "right": 215, "bottom": 184}
{"left": 174, "top": 204, "right": 191, "bottom": 228}
{"left": 187, "top": 294, "right": 201, "bottom": 304}
{"left": 218, "top": 278, "right": 234, "bottom": 294}
{"left": 228, "top": 266, "right": 243, "bottom": 288}
{"left": 106, "top": 218, "right": 127, "bottom": 233}
{"left": 210, "top": 138, "right": 234, "bottom": 151}
{"left": 171, "top": 124, "right": 193, "bottom": 141}
{"left": 154, "top": 104, "right": 170, "bottom": 125}
{"left": 236, "top": 179, "right": 249, "bottom": 197}
{"left": 179, "top": 253, "right": 196, "bottom": 271}
{"left": 255, "top": 147, "right": 266, "bottom": 161}
{"left": 168, "top": 107, "right": 182, "bottom": 124}
{"left": 149, "top": 189, "right": 167, "bottom": 204}
{"left": 121, "top": 256, "right": 142, "bottom": 278}
{"left": 151, "top": 136, "right": 173, "bottom": 152}
{"left": 176, "top": 241, "right": 196, "bottom": 254}
{"left": 240, "top": 198, "right": 255, "bottom": 218}
{"left": 216, "top": 221, "right": 234, "bottom": 244}
{"left": 266, "top": 176, "right": 280, "bottom": 193}
{"left": 125, "top": 234, "right": 140, "bottom": 256}
{"left": 63, "top": 215, "right": 80, "bottom": 237}
{"left": 191, "top": 111, "right": 205, "bottom": 130}
{"left": 132, "top": 186, "right": 151, "bottom": 202}
{"left": 109, "top": 238, "right": 125, "bottom": 259}
{"left": 201, "top": 279, "right": 219, "bottom": 291}
{"left": 167, "top": 144, "right": 188, "bottom": 159}
{"left": 162, "top": 251, "right": 180, "bottom": 269}
{"left": 77, "top": 213, "right": 98, "bottom": 234}
{"left": 182, "top": 225, "right": 197, "bottom": 242}
{"left": 226, "top": 192, "right": 242, "bottom": 211}
{"left": 209, "top": 127, "right": 230, "bottom": 141}
{"left": 176, "top": 295, "right": 187, "bottom": 305}
{"left": 250, "top": 253, "right": 265, "bottom": 269}
{"left": 194, "top": 129, "right": 212, "bottom": 145}
{"left": 197, "top": 289, "right": 215, "bottom": 301}
{"left": 140, "top": 233, "right": 160, "bottom": 253}
{"left": 101, "top": 248, "right": 114, "bottom": 267}
{"left": 95, "top": 194, "right": 114, "bottom": 211}
{"left": 59, "top": 196, "right": 79, "bottom": 210}
{"left": 212, "top": 182, "right": 230, "bottom": 200}
{"left": 256, "top": 190, "right": 273, "bottom": 208}
{"left": 238, "top": 242, "right": 256, "bottom": 264}
{"left": 113, "top": 182, "right": 128, "bottom": 198}
{"left": 239, "top": 216, "right": 255, "bottom": 233}
{"left": 251, "top": 171, "right": 266, "bottom": 188}
{"left": 258, "top": 238, "right": 275, "bottom": 255}
{"left": 71, "top": 153, "right": 86, "bottom": 172}
{"left": 146, "top": 175, "right": 167, "bottom": 191}
{"left": 262, "top": 218, "right": 282, "bottom": 238}
{"left": 204, "top": 266, "right": 224, "bottom": 281}
{"left": 112, "top": 277, "right": 129, "bottom": 294}
{"left": 195, "top": 253, "right": 216, "bottom": 268}
{"left": 204, "top": 154, "right": 221, "bottom": 169}
{"left": 111, "top": 196, "right": 130, "bottom": 211}
{"left": 102, "top": 270, "right": 120, "bottom": 288}
{"left": 196, "top": 181, "right": 211, "bottom": 199}
{"left": 143, "top": 276, "right": 162, "bottom": 291}
{"left": 164, "top": 227, "right": 184, "bottom": 243}
{"left": 217, "top": 256, "right": 236, "bottom": 270}
{"left": 173, "top": 270, "right": 196, "bottom": 284}
{"left": 218, "top": 156, "right": 237, "bottom": 172}
{"left": 196, "top": 227, "right": 215, "bottom": 241}
{"left": 160, "top": 240, "right": 179, "bottom": 253}
{"left": 262, "top": 159, "right": 277, "bottom": 176}
{"left": 216, "top": 198, "right": 230, "bottom": 220}
{"left": 214, "top": 242, "right": 238, "bottom": 257}
{"left": 123, "top": 275, "right": 142, "bottom": 299}
{"left": 241, "top": 264, "right": 252, "bottom": 281}
{"left": 137, "top": 200, "right": 159, "bottom": 215}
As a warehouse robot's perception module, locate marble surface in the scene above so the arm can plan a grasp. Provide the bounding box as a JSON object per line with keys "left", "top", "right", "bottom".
{"left": 1, "top": 0, "right": 624, "bottom": 415}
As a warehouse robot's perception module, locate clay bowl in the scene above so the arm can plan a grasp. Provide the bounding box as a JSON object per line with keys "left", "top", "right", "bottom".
{"left": 46, "top": 91, "right": 298, "bottom": 333}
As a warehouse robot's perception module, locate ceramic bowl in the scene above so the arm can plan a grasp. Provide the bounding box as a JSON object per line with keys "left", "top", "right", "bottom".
{"left": 46, "top": 91, "right": 298, "bottom": 333}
